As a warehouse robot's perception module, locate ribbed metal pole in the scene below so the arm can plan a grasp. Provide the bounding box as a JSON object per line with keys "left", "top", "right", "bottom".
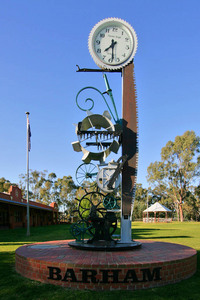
{"left": 26, "top": 112, "right": 30, "bottom": 236}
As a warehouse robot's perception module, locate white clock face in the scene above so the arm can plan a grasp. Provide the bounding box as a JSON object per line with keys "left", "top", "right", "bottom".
{"left": 89, "top": 18, "right": 138, "bottom": 69}
{"left": 94, "top": 25, "right": 133, "bottom": 65}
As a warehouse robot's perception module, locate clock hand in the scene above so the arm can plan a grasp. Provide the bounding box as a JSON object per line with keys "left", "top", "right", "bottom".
{"left": 111, "top": 40, "right": 117, "bottom": 61}
{"left": 104, "top": 39, "right": 117, "bottom": 52}
{"left": 111, "top": 46, "right": 114, "bottom": 61}
{"left": 104, "top": 40, "right": 117, "bottom": 62}
{"left": 104, "top": 44, "right": 112, "bottom": 52}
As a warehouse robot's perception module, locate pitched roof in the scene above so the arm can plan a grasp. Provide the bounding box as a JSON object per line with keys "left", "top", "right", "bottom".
{"left": 0, "top": 186, "right": 58, "bottom": 211}
{"left": 143, "top": 202, "right": 172, "bottom": 212}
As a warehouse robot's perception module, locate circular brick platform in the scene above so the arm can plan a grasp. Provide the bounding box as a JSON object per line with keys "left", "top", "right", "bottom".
{"left": 15, "top": 240, "right": 197, "bottom": 290}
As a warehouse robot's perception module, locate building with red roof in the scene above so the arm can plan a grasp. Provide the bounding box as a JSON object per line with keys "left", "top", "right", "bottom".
{"left": 0, "top": 185, "right": 58, "bottom": 229}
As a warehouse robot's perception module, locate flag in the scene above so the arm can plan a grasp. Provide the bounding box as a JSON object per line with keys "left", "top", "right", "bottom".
{"left": 27, "top": 117, "right": 31, "bottom": 152}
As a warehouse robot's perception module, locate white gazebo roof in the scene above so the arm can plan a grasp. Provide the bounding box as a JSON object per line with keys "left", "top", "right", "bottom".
{"left": 143, "top": 202, "right": 171, "bottom": 213}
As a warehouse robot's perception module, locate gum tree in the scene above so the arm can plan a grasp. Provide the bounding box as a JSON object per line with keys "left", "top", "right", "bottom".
{"left": 0, "top": 177, "right": 11, "bottom": 192}
{"left": 147, "top": 131, "right": 200, "bottom": 222}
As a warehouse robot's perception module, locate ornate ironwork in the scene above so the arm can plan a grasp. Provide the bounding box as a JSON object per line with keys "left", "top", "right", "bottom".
{"left": 70, "top": 61, "right": 140, "bottom": 248}
{"left": 103, "top": 195, "right": 120, "bottom": 210}
{"left": 75, "top": 74, "right": 120, "bottom": 123}
{"left": 75, "top": 163, "right": 98, "bottom": 187}
{"left": 73, "top": 191, "right": 118, "bottom": 243}
{"left": 70, "top": 221, "right": 92, "bottom": 241}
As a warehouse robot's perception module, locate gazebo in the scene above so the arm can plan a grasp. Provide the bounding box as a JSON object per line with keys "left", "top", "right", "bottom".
{"left": 143, "top": 202, "right": 172, "bottom": 223}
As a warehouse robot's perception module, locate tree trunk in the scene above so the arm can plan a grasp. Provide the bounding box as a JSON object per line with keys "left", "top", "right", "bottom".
{"left": 179, "top": 203, "right": 184, "bottom": 222}
{"left": 175, "top": 200, "right": 179, "bottom": 221}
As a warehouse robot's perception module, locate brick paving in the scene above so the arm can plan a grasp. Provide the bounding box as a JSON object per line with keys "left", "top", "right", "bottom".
{"left": 15, "top": 240, "right": 197, "bottom": 290}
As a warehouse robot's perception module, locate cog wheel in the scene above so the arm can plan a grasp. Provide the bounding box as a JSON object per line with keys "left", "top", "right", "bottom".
{"left": 77, "top": 191, "right": 106, "bottom": 221}
{"left": 103, "top": 195, "right": 117, "bottom": 210}
{"left": 70, "top": 221, "right": 92, "bottom": 241}
{"left": 76, "top": 191, "right": 117, "bottom": 238}
{"left": 75, "top": 163, "right": 98, "bottom": 187}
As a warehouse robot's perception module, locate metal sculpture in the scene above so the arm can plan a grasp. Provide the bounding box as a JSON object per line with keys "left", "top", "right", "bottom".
{"left": 96, "top": 155, "right": 127, "bottom": 193}
{"left": 69, "top": 18, "right": 141, "bottom": 250}
{"left": 75, "top": 74, "right": 120, "bottom": 123}
{"left": 70, "top": 221, "right": 92, "bottom": 241}
{"left": 75, "top": 163, "right": 98, "bottom": 187}
{"left": 72, "top": 112, "right": 121, "bottom": 164}
{"left": 72, "top": 74, "right": 122, "bottom": 164}
{"left": 70, "top": 71, "right": 140, "bottom": 249}
{"left": 73, "top": 191, "right": 118, "bottom": 244}
{"left": 103, "top": 195, "right": 120, "bottom": 210}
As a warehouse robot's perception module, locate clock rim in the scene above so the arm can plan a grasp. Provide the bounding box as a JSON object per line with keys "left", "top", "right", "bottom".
{"left": 88, "top": 17, "right": 138, "bottom": 70}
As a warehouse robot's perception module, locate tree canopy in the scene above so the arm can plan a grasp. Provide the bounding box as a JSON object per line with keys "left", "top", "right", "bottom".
{"left": 147, "top": 131, "right": 200, "bottom": 221}
{"left": 19, "top": 170, "right": 77, "bottom": 214}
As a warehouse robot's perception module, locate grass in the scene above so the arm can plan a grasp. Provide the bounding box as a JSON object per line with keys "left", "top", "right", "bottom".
{"left": 0, "top": 222, "right": 200, "bottom": 300}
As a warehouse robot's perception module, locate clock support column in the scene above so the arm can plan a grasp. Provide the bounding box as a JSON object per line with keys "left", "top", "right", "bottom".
{"left": 121, "top": 61, "right": 138, "bottom": 243}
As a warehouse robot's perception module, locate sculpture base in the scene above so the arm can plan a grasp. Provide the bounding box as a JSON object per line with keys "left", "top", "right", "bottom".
{"left": 15, "top": 240, "right": 197, "bottom": 290}
{"left": 68, "top": 239, "right": 141, "bottom": 251}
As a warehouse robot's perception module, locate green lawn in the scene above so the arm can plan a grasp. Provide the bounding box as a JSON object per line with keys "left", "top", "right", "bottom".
{"left": 0, "top": 222, "right": 200, "bottom": 300}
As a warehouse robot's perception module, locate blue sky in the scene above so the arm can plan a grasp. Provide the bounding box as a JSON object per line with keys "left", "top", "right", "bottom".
{"left": 0, "top": 0, "right": 200, "bottom": 188}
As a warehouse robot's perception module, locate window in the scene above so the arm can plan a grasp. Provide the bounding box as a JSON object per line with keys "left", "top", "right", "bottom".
{"left": 0, "top": 211, "right": 9, "bottom": 225}
{"left": 15, "top": 211, "right": 22, "bottom": 223}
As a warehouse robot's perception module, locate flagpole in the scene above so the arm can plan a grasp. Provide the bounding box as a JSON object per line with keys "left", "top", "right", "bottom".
{"left": 26, "top": 112, "right": 30, "bottom": 236}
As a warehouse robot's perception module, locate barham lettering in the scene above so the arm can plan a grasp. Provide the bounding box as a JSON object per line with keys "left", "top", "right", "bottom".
{"left": 47, "top": 267, "right": 162, "bottom": 283}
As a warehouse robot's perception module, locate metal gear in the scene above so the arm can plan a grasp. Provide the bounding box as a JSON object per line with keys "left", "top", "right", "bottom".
{"left": 74, "top": 191, "right": 117, "bottom": 239}
{"left": 75, "top": 162, "right": 98, "bottom": 187}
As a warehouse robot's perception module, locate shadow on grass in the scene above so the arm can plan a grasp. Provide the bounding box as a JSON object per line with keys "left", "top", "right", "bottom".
{"left": 141, "top": 235, "right": 191, "bottom": 239}
{"left": 0, "top": 225, "right": 191, "bottom": 246}
{"left": 131, "top": 227, "right": 190, "bottom": 240}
